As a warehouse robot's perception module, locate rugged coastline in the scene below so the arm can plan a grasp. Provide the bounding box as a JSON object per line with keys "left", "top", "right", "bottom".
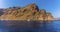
{"left": 0, "top": 4, "right": 56, "bottom": 21}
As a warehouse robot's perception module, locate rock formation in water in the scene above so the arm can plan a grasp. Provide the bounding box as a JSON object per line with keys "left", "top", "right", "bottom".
{"left": 0, "top": 4, "right": 55, "bottom": 20}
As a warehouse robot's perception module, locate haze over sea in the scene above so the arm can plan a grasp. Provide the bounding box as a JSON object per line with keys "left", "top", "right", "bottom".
{"left": 0, "top": 20, "right": 60, "bottom": 32}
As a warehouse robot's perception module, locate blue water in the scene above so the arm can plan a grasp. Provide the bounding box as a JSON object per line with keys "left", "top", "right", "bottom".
{"left": 0, "top": 20, "right": 60, "bottom": 32}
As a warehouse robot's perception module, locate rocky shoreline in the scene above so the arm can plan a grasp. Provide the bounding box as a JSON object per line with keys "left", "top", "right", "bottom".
{"left": 0, "top": 4, "right": 56, "bottom": 20}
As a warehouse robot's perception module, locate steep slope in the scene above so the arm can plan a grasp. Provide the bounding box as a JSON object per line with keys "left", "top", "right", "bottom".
{"left": 0, "top": 4, "right": 55, "bottom": 20}
{"left": 0, "top": 9, "right": 4, "bottom": 16}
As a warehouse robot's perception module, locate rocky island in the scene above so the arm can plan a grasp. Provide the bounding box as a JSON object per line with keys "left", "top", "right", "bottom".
{"left": 0, "top": 4, "right": 56, "bottom": 20}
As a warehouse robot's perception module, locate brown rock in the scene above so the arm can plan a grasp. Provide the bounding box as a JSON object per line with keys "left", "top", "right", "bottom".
{"left": 0, "top": 4, "right": 55, "bottom": 20}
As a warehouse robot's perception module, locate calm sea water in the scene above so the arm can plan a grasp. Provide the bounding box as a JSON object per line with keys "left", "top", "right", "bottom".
{"left": 0, "top": 20, "right": 60, "bottom": 32}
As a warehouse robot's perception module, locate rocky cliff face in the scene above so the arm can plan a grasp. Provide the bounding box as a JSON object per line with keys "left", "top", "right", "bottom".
{"left": 0, "top": 9, "right": 4, "bottom": 16}
{"left": 0, "top": 4, "right": 55, "bottom": 20}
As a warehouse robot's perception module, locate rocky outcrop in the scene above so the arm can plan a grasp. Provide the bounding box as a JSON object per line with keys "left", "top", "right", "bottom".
{"left": 46, "top": 12, "right": 54, "bottom": 20}
{"left": 0, "top": 9, "right": 4, "bottom": 16}
{"left": 0, "top": 4, "right": 55, "bottom": 20}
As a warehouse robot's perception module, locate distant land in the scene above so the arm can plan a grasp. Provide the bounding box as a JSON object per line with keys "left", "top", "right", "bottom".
{"left": 0, "top": 4, "right": 59, "bottom": 21}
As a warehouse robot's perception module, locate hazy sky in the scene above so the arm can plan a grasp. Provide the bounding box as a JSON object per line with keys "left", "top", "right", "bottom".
{"left": 0, "top": 0, "right": 60, "bottom": 18}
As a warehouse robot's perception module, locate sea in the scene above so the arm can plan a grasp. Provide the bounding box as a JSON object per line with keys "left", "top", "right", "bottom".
{"left": 0, "top": 20, "right": 60, "bottom": 32}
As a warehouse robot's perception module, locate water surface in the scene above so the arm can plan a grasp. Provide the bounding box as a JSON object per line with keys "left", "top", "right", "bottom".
{"left": 0, "top": 20, "right": 60, "bottom": 32}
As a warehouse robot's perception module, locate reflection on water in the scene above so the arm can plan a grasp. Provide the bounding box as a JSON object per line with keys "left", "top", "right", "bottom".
{"left": 0, "top": 20, "right": 60, "bottom": 32}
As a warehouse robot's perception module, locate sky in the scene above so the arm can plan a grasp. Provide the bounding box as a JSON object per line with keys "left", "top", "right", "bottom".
{"left": 0, "top": 0, "right": 60, "bottom": 18}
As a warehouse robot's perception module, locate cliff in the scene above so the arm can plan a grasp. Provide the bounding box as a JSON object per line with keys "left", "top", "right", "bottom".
{"left": 0, "top": 4, "right": 55, "bottom": 20}
{"left": 0, "top": 9, "right": 4, "bottom": 16}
